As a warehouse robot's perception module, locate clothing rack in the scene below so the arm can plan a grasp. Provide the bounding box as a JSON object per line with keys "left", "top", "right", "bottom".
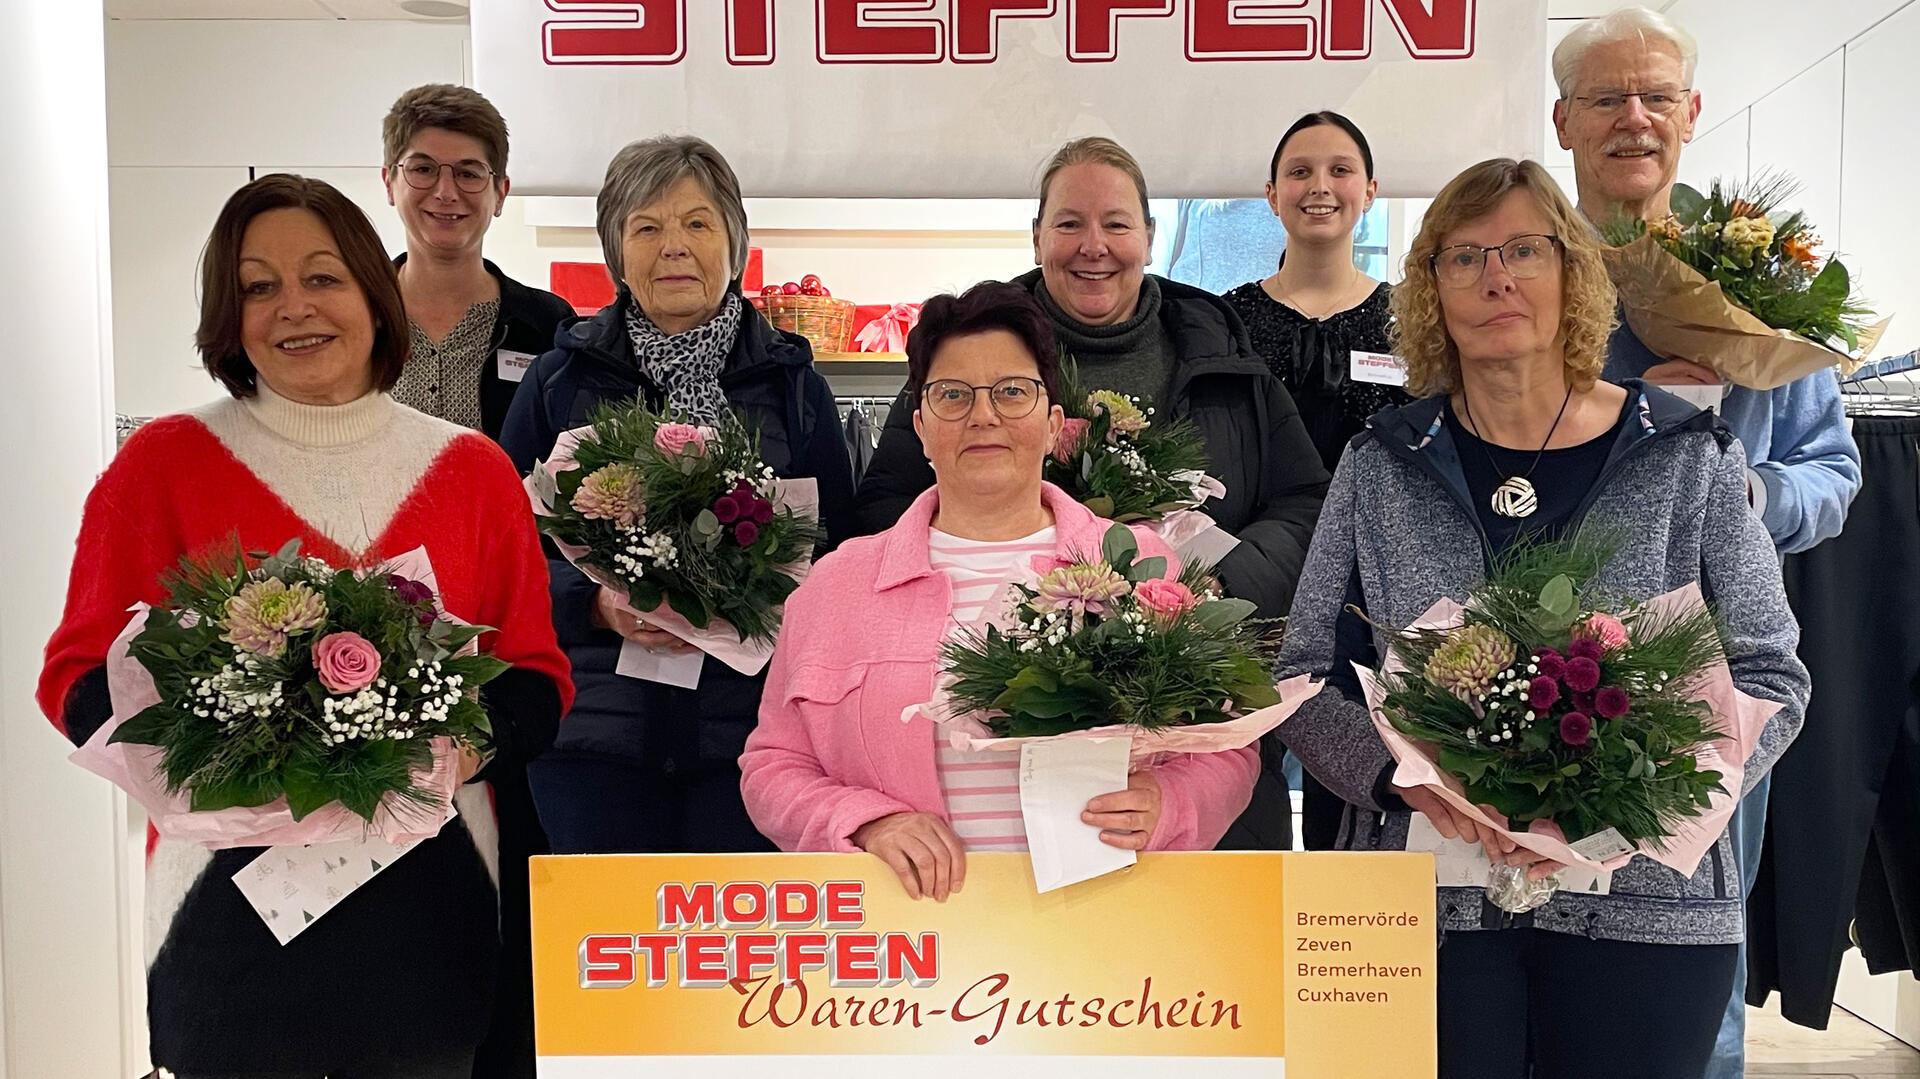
{"left": 1840, "top": 351, "right": 1920, "bottom": 416}
{"left": 836, "top": 396, "right": 894, "bottom": 484}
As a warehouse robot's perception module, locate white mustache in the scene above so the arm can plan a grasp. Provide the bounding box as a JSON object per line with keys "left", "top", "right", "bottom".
{"left": 1601, "top": 134, "right": 1663, "bottom": 156}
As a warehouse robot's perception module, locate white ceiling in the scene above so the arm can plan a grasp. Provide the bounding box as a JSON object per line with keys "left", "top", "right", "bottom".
{"left": 1548, "top": 0, "right": 1682, "bottom": 16}
{"left": 105, "top": 0, "right": 467, "bottom": 19}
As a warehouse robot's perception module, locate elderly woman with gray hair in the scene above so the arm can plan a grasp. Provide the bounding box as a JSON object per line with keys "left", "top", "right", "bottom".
{"left": 501, "top": 135, "right": 854, "bottom": 854}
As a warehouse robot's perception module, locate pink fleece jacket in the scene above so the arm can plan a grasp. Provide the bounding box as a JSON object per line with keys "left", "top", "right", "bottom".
{"left": 739, "top": 482, "right": 1259, "bottom": 854}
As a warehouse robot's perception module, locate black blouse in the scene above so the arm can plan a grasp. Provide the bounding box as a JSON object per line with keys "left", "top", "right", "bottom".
{"left": 1450, "top": 395, "right": 1629, "bottom": 554}
{"left": 1223, "top": 280, "right": 1409, "bottom": 472}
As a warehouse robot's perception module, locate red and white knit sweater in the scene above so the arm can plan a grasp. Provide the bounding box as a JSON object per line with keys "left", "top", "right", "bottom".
{"left": 39, "top": 384, "right": 573, "bottom": 1072}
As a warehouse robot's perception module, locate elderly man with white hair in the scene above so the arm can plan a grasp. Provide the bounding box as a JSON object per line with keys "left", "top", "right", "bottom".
{"left": 1553, "top": 9, "right": 1861, "bottom": 1078}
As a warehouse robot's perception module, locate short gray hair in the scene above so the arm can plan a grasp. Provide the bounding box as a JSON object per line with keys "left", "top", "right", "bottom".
{"left": 1552, "top": 7, "right": 1699, "bottom": 98}
{"left": 595, "top": 135, "right": 751, "bottom": 287}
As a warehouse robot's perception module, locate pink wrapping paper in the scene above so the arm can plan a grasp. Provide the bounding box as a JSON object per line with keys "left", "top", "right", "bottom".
{"left": 1362, "top": 583, "right": 1784, "bottom": 876}
{"left": 527, "top": 425, "right": 820, "bottom": 677}
{"left": 853, "top": 302, "right": 922, "bottom": 354}
{"left": 68, "top": 547, "right": 465, "bottom": 849}
{"left": 909, "top": 673, "right": 1321, "bottom": 769}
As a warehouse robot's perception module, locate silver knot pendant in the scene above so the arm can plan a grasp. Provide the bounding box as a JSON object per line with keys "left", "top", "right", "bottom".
{"left": 1490, "top": 476, "right": 1539, "bottom": 518}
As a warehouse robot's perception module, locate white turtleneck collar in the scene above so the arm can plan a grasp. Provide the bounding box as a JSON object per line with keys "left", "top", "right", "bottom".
{"left": 241, "top": 379, "right": 396, "bottom": 449}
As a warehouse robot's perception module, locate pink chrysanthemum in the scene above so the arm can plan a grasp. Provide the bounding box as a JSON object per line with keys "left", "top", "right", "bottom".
{"left": 571, "top": 464, "right": 646, "bottom": 528}
{"left": 222, "top": 577, "right": 327, "bottom": 658}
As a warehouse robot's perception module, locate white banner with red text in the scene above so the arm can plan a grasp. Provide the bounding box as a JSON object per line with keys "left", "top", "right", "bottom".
{"left": 473, "top": 1, "right": 1547, "bottom": 198}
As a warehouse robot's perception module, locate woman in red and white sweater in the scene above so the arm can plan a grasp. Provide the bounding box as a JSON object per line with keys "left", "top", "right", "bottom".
{"left": 38, "top": 175, "right": 573, "bottom": 1078}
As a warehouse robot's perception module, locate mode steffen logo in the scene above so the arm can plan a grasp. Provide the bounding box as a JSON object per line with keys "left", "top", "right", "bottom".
{"left": 541, "top": 0, "right": 1478, "bottom": 67}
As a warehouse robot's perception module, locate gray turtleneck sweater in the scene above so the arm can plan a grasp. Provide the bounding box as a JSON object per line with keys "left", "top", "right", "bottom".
{"left": 1031, "top": 275, "right": 1178, "bottom": 406}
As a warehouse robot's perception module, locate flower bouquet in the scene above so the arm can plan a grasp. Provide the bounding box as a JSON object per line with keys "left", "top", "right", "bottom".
{"left": 1360, "top": 533, "right": 1783, "bottom": 912}
{"left": 70, "top": 541, "right": 507, "bottom": 848}
{"left": 1045, "top": 367, "right": 1227, "bottom": 559}
{"left": 914, "top": 524, "right": 1317, "bottom": 890}
{"left": 1602, "top": 174, "right": 1885, "bottom": 390}
{"left": 923, "top": 523, "right": 1316, "bottom": 758}
{"left": 526, "top": 402, "right": 822, "bottom": 683}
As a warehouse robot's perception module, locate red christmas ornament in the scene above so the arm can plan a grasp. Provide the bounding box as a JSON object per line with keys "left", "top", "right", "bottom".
{"left": 801, "top": 274, "right": 822, "bottom": 289}
{"left": 760, "top": 284, "right": 782, "bottom": 298}
{"left": 781, "top": 281, "right": 801, "bottom": 295}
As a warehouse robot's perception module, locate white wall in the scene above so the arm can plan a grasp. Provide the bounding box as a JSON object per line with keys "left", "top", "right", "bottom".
{"left": 105, "top": 19, "right": 1038, "bottom": 420}
{"left": 0, "top": 2, "right": 143, "bottom": 1076}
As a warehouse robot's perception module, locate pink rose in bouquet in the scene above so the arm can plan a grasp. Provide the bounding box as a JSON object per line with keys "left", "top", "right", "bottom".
{"left": 654, "top": 423, "right": 709, "bottom": 458}
{"left": 1133, "top": 578, "right": 1199, "bottom": 622}
{"left": 1052, "top": 417, "right": 1092, "bottom": 464}
{"left": 312, "top": 631, "right": 383, "bottom": 694}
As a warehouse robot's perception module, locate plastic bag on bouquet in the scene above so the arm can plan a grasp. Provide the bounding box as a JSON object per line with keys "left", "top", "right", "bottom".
{"left": 1361, "top": 583, "right": 1784, "bottom": 882}
{"left": 1146, "top": 471, "right": 1236, "bottom": 566}
{"left": 527, "top": 424, "right": 820, "bottom": 679}
{"left": 68, "top": 547, "right": 466, "bottom": 850}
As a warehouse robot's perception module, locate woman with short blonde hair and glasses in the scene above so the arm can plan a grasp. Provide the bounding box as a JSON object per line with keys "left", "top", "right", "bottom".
{"left": 1275, "top": 158, "right": 1808, "bottom": 1078}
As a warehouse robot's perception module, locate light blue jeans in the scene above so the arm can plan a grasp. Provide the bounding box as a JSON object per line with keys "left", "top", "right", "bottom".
{"left": 1704, "top": 773, "right": 1772, "bottom": 1079}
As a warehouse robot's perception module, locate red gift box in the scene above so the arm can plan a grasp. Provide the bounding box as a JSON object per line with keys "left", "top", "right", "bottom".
{"left": 550, "top": 246, "right": 765, "bottom": 315}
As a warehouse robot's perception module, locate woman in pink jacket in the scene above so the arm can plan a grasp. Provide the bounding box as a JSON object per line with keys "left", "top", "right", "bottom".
{"left": 740, "top": 282, "right": 1259, "bottom": 901}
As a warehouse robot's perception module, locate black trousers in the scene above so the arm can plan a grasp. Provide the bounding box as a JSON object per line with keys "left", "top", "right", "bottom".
{"left": 528, "top": 750, "right": 776, "bottom": 854}
{"left": 1437, "top": 928, "right": 1737, "bottom": 1079}
{"left": 1750, "top": 415, "right": 1920, "bottom": 1024}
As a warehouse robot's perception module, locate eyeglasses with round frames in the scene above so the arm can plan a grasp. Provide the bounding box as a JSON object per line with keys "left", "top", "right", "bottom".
{"left": 395, "top": 156, "right": 496, "bottom": 194}
{"left": 920, "top": 376, "right": 1046, "bottom": 421}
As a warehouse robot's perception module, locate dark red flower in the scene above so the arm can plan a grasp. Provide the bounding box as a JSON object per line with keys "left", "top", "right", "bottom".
{"left": 1527, "top": 675, "right": 1562, "bottom": 711}
{"left": 713, "top": 494, "right": 743, "bottom": 524}
{"left": 1594, "top": 686, "right": 1631, "bottom": 718}
{"left": 1564, "top": 656, "right": 1602, "bottom": 693}
{"left": 1559, "top": 712, "right": 1593, "bottom": 747}
{"left": 387, "top": 574, "right": 437, "bottom": 625}
{"left": 750, "top": 498, "right": 775, "bottom": 525}
{"left": 1534, "top": 648, "right": 1568, "bottom": 681}
{"left": 734, "top": 520, "right": 761, "bottom": 546}
{"left": 1571, "top": 692, "right": 1595, "bottom": 715}
{"left": 1568, "top": 638, "right": 1605, "bottom": 662}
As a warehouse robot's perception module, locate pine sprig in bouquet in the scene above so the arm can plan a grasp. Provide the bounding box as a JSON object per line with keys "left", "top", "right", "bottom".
{"left": 939, "top": 525, "right": 1280, "bottom": 739}
{"left": 529, "top": 403, "right": 822, "bottom": 646}
{"left": 1602, "top": 174, "right": 1882, "bottom": 389}
{"left": 1376, "top": 533, "right": 1727, "bottom": 847}
{"left": 107, "top": 540, "right": 506, "bottom": 826}
{"left": 1044, "top": 365, "right": 1217, "bottom": 524}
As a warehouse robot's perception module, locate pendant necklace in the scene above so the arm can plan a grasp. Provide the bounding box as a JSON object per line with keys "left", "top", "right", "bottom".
{"left": 1460, "top": 385, "right": 1574, "bottom": 519}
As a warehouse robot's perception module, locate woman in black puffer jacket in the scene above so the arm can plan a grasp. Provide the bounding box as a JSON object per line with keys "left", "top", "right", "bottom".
{"left": 501, "top": 135, "right": 853, "bottom": 855}
{"left": 853, "top": 137, "right": 1329, "bottom": 851}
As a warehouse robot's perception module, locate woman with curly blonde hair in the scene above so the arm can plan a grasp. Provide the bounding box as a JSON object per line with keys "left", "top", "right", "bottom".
{"left": 1273, "top": 156, "right": 1808, "bottom": 1078}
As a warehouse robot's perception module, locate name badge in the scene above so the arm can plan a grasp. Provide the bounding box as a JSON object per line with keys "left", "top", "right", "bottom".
{"left": 1350, "top": 349, "right": 1408, "bottom": 387}
{"left": 496, "top": 349, "right": 537, "bottom": 383}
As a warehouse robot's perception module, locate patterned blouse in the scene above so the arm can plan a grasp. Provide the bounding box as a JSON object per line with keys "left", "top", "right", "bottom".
{"left": 391, "top": 299, "right": 500, "bottom": 431}
{"left": 1222, "top": 280, "right": 1409, "bottom": 472}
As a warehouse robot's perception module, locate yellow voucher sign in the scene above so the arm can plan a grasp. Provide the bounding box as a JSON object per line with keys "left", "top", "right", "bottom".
{"left": 531, "top": 851, "right": 1435, "bottom": 1077}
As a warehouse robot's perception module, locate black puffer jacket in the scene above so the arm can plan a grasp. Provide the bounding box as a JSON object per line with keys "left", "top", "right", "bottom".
{"left": 499, "top": 289, "right": 855, "bottom": 767}
{"left": 854, "top": 269, "right": 1330, "bottom": 619}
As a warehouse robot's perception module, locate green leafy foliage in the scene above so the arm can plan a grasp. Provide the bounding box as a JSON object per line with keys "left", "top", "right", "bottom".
{"left": 533, "top": 402, "right": 822, "bottom": 644}
{"left": 1042, "top": 362, "right": 1214, "bottom": 523}
{"left": 1377, "top": 530, "right": 1728, "bottom": 845}
{"left": 942, "top": 525, "right": 1281, "bottom": 738}
{"left": 110, "top": 539, "right": 507, "bottom": 823}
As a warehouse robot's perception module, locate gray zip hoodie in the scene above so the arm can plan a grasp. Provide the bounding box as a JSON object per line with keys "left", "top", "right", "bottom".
{"left": 1276, "top": 382, "right": 1810, "bottom": 946}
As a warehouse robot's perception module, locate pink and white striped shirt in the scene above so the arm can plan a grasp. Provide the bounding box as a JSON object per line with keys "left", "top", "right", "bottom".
{"left": 925, "top": 526, "right": 1056, "bottom": 853}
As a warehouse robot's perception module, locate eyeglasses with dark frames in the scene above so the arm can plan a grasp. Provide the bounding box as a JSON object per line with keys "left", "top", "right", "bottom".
{"left": 1428, "top": 234, "right": 1564, "bottom": 289}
